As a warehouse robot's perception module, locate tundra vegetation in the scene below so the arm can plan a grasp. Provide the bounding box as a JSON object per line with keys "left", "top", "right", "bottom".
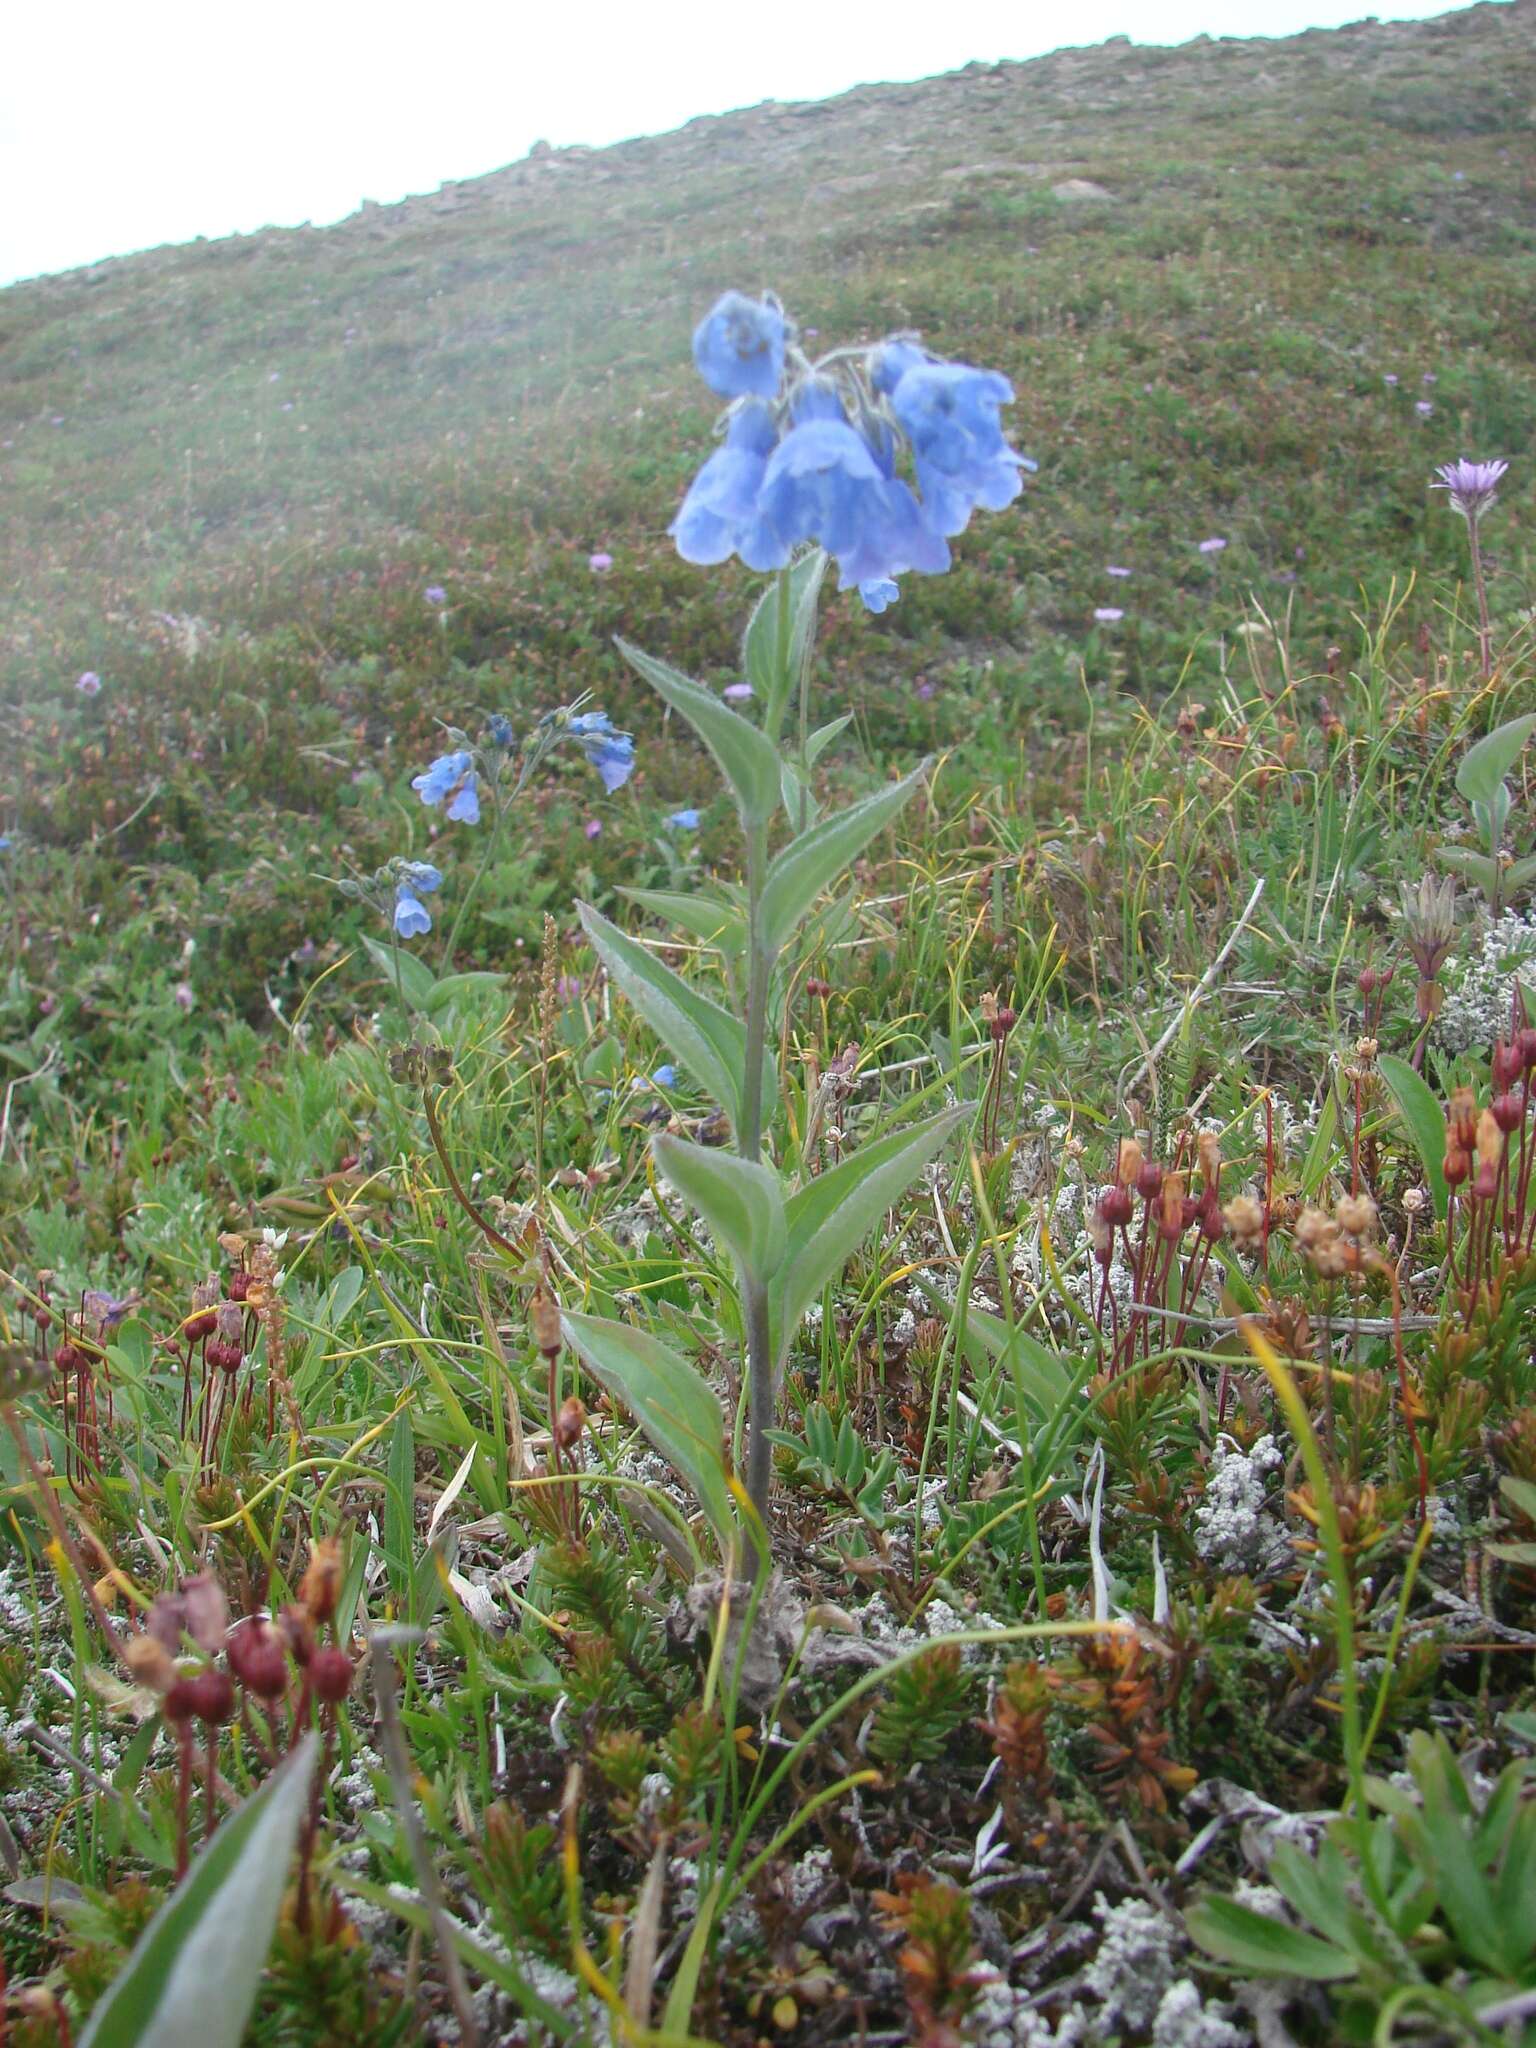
{"left": 2, "top": 5, "right": 1536, "bottom": 2043}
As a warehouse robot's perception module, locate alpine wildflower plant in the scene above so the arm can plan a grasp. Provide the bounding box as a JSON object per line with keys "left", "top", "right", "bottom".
{"left": 1432, "top": 456, "right": 1510, "bottom": 677}
{"left": 563, "top": 291, "right": 1027, "bottom": 1605}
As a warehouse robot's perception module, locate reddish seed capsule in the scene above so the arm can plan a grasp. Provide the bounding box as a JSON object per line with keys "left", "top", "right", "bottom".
{"left": 185, "top": 1310, "right": 217, "bottom": 1343}
{"left": 188, "top": 1667, "right": 236, "bottom": 1727}
{"left": 1493, "top": 1091, "right": 1524, "bottom": 1134}
{"left": 1443, "top": 1147, "right": 1470, "bottom": 1187}
{"left": 1358, "top": 968, "right": 1378, "bottom": 997}
{"left": 53, "top": 1340, "right": 85, "bottom": 1376}
{"left": 1100, "top": 1186, "right": 1133, "bottom": 1229}
{"left": 164, "top": 1677, "right": 200, "bottom": 1725}
{"left": 226, "top": 1619, "right": 290, "bottom": 1701}
{"left": 1492, "top": 1042, "right": 1523, "bottom": 1088}
{"left": 1135, "top": 1161, "right": 1163, "bottom": 1202}
{"left": 309, "top": 1647, "right": 354, "bottom": 1706}
{"left": 1519, "top": 1028, "right": 1536, "bottom": 1071}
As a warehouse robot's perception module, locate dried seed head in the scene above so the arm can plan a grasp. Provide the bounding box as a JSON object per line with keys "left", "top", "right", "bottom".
{"left": 187, "top": 1666, "right": 236, "bottom": 1727}
{"left": 179, "top": 1571, "right": 230, "bottom": 1654}
{"left": 1159, "top": 1173, "right": 1187, "bottom": 1240}
{"left": 1443, "top": 1146, "right": 1470, "bottom": 1188}
{"left": 1115, "top": 1137, "right": 1144, "bottom": 1188}
{"left": 1196, "top": 1129, "right": 1222, "bottom": 1191}
{"left": 1448, "top": 1087, "right": 1479, "bottom": 1154}
{"left": 299, "top": 1536, "right": 343, "bottom": 1627}
{"left": 1401, "top": 1186, "right": 1428, "bottom": 1214}
{"left": 1221, "top": 1194, "right": 1265, "bottom": 1248}
{"left": 1334, "top": 1193, "right": 1378, "bottom": 1240}
{"left": 124, "top": 1632, "right": 176, "bottom": 1694}
{"left": 1476, "top": 1107, "right": 1503, "bottom": 1172}
{"left": 529, "top": 1287, "right": 563, "bottom": 1358}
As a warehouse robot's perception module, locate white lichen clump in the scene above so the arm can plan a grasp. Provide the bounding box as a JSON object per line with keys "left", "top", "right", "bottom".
{"left": 1193, "top": 1433, "right": 1287, "bottom": 1575}
{"left": 1436, "top": 909, "right": 1536, "bottom": 1054}
{"left": 1083, "top": 1895, "right": 1180, "bottom": 2031}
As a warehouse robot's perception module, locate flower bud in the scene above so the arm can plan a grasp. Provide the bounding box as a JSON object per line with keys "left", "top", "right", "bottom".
{"left": 1443, "top": 1146, "right": 1470, "bottom": 1188}
{"left": 227, "top": 1270, "right": 252, "bottom": 1302}
{"left": 554, "top": 1395, "right": 586, "bottom": 1450}
{"left": 1492, "top": 1041, "right": 1523, "bottom": 1088}
{"left": 1519, "top": 1027, "right": 1536, "bottom": 1071}
{"left": 53, "top": 1339, "right": 85, "bottom": 1377}
{"left": 1135, "top": 1159, "right": 1163, "bottom": 1203}
{"left": 1476, "top": 1107, "right": 1503, "bottom": 1172}
{"left": 1196, "top": 1130, "right": 1222, "bottom": 1191}
{"left": 1158, "top": 1173, "right": 1187, "bottom": 1241}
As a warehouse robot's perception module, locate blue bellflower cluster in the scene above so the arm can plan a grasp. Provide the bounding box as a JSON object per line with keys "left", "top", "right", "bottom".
{"left": 671, "top": 292, "right": 1034, "bottom": 611}
{"left": 393, "top": 861, "right": 443, "bottom": 937}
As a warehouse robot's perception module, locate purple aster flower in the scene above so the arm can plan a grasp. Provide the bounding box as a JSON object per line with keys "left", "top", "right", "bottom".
{"left": 1197, "top": 537, "right": 1227, "bottom": 556}
{"left": 1383, "top": 373, "right": 1399, "bottom": 387}
{"left": 556, "top": 974, "right": 583, "bottom": 1002}
{"left": 394, "top": 888, "right": 433, "bottom": 938}
{"left": 76, "top": 670, "right": 102, "bottom": 695}
{"left": 424, "top": 585, "right": 447, "bottom": 606}
{"left": 691, "top": 291, "right": 787, "bottom": 400}
{"left": 1416, "top": 400, "right": 1435, "bottom": 419}
{"left": 1422, "top": 372, "right": 1437, "bottom": 385}
{"left": 1106, "top": 564, "right": 1133, "bottom": 577}
{"left": 83, "top": 1290, "right": 137, "bottom": 1330}
{"left": 914, "top": 678, "right": 936, "bottom": 702}
{"left": 588, "top": 551, "right": 613, "bottom": 572}
{"left": 174, "top": 982, "right": 195, "bottom": 1011}
{"left": 412, "top": 750, "right": 481, "bottom": 824}
{"left": 1432, "top": 458, "right": 1508, "bottom": 518}
{"left": 890, "top": 362, "right": 1028, "bottom": 537}
{"left": 664, "top": 807, "right": 700, "bottom": 831}
{"left": 722, "top": 682, "right": 754, "bottom": 703}
{"left": 584, "top": 818, "right": 603, "bottom": 840}
{"left": 1094, "top": 607, "right": 1124, "bottom": 623}
{"left": 671, "top": 400, "right": 779, "bottom": 566}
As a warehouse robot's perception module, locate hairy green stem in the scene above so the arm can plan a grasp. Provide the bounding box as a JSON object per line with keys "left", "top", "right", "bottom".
{"left": 438, "top": 795, "right": 504, "bottom": 973}
{"left": 739, "top": 819, "right": 774, "bottom": 1568}
{"left": 1467, "top": 513, "right": 1493, "bottom": 681}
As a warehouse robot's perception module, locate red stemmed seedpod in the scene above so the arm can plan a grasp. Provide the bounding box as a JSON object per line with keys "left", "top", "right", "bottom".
{"left": 309, "top": 1646, "right": 354, "bottom": 1706}
{"left": 226, "top": 1617, "right": 291, "bottom": 1701}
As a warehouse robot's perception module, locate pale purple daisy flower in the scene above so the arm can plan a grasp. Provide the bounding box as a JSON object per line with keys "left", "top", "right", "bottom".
{"left": 1106, "top": 564, "right": 1132, "bottom": 577}
{"left": 76, "top": 671, "right": 102, "bottom": 695}
{"left": 1431, "top": 458, "right": 1508, "bottom": 519}
{"left": 1383, "top": 373, "right": 1399, "bottom": 387}
{"left": 1094, "top": 607, "right": 1125, "bottom": 623}
{"left": 1422, "top": 372, "right": 1437, "bottom": 386}
{"left": 588, "top": 551, "right": 613, "bottom": 573}
{"left": 584, "top": 818, "right": 602, "bottom": 840}
{"left": 914, "top": 679, "right": 936, "bottom": 702}
{"left": 722, "top": 682, "right": 754, "bottom": 703}
{"left": 1198, "top": 537, "right": 1227, "bottom": 556}
{"left": 425, "top": 585, "right": 447, "bottom": 606}
{"left": 1416, "top": 400, "right": 1434, "bottom": 419}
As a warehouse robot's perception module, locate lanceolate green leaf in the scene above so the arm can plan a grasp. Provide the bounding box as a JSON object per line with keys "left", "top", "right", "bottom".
{"left": 770, "top": 1103, "right": 971, "bottom": 1366}
{"left": 760, "top": 763, "right": 929, "bottom": 956}
{"left": 1455, "top": 713, "right": 1536, "bottom": 809}
{"left": 80, "top": 1735, "right": 318, "bottom": 2048}
{"left": 361, "top": 934, "right": 437, "bottom": 1008}
{"left": 805, "top": 714, "right": 853, "bottom": 767}
{"left": 653, "top": 1133, "right": 788, "bottom": 1284}
{"left": 561, "top": 1310, "right": 736, "bottom": 1553}
{"left": 619, "top": 887, "right": 747, "bottom": 958}
{"left": 579, "top": 902, "right": 774, "bottom": 1130}
{"left": 743, "top": 550, "right": 827, "bottom": 734}
{"left": 615, "top": 637, "right": 782, "bottom": 825}
{"left": 1377, "top": 1051, "right": 1450, "bottom": 1223}
{"left": 1185, "top": 1893, "right": 1357, "bottom": 1982}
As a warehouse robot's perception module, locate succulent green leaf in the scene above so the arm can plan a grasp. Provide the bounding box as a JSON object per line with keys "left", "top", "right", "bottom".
{"left": 760, "top": 763, "right": 928, "bottom": 956}
{"left": 1376, "top": 1052, "right": 1450, "bottom": 1223}
{"left": 615, "top": 637, "right": 782, "bottom": 825}
{"left": 771, "top": 1103, "right": 970, "bottom": 1365}
{"left": 652, "top": 1132, "right": 788, "bottom": 1284}
{"left": 1455, "top": 713, "right": 1536, "bottom": 809}
{"left": 579, "top": 902, "right": 774, "bottom": 1129}
{"left": 560, "top": 1310, "right": 736, "bottom": 1552}
{"left": 80, "top": 1735, "right": 317, "bottom": 2048}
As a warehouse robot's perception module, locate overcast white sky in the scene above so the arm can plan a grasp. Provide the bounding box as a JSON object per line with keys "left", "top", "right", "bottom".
{"left": 1, "top": 0, "right": 1484, "bottom": 288}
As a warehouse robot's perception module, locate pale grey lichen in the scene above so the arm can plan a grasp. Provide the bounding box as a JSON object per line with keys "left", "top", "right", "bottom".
{"left": 1151, "top": 1978, "right": 1249, "bottom": 2047}
{"left": 1436, "top": 909, "right": 1536, "bottom": 1055}
{"left": 1193, "top": 1434, "right": 1288, "bottom": 1576}
{"left": 1083, "top": 1894, "right": 1181, "bottom": 2031}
